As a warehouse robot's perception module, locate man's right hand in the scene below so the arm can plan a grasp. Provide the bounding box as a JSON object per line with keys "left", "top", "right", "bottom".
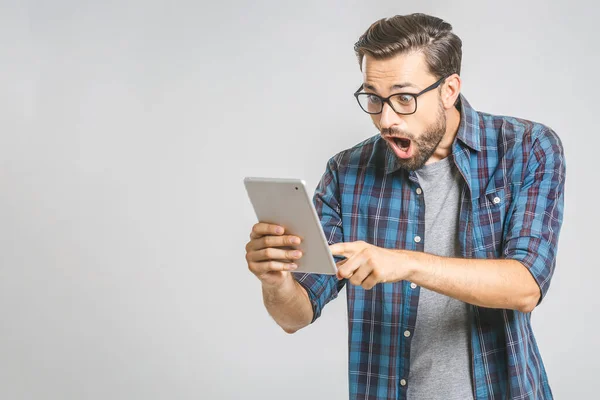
{"left": 245, "top": 223, "right": 304, "bottom": 288}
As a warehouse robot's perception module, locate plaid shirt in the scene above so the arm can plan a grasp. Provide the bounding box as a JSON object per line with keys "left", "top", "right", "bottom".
{"left": 292, "top": 95, "right": 565, "bottom": 400}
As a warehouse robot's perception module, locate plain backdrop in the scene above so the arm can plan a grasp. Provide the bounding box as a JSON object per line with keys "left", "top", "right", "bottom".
{"left": 1, "top": 0, "right": 598, "bottom": 399}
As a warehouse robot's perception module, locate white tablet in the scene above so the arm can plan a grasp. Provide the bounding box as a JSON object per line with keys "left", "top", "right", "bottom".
{"left": 244, "top": 177, "right": 338, "bottom": 275}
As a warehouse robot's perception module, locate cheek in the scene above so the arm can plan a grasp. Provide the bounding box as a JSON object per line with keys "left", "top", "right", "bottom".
{"left": 411, "top": 111, "right": 439, "bottom": 133}
{"left": 420, "top": 101, "right": 443, "bottom": 126}
{"left": 370, "top": 115, "right": 381, "bottom": 129}
{"left": 402, "top": 117, "right": 426, "bottom": 137}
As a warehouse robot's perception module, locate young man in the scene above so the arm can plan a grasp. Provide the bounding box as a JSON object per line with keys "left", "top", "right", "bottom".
{"left": 245, "top": 13, "right": 565, "bottom": 400}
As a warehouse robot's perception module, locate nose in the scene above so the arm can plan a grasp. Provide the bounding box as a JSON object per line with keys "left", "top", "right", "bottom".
{"left": 378, "top": 101, "right": 402, "bottom": 130}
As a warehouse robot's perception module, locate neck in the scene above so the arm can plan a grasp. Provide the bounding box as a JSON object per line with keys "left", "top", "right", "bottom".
{"left": 426, "top": 106, "right": 461, "bottom": 164}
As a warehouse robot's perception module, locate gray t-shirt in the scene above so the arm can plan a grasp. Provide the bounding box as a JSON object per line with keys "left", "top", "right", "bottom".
{"left": 407, "top": 156, "right": 474, "bottom": 400}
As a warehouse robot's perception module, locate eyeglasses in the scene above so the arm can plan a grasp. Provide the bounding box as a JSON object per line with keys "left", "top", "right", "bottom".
{"left": 353, "top": 75, "right": 448, "bottom": 115}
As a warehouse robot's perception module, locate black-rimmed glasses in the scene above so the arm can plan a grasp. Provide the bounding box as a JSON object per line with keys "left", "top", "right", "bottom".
{"left": 354, "top": 75, "right": 448, "bottom": 115}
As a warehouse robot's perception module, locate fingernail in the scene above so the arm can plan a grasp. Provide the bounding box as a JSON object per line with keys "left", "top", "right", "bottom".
{"left": 292, "top": 251, "right": 302, "bottom": 258}
{"left": 291, "top": 237, "right": 301, "bottom": 244}
{"left": 288, "top": 264, "right": 298, "bottom": 270}
{"left": 276, "top": 227, "right": 284, "bottom": 234}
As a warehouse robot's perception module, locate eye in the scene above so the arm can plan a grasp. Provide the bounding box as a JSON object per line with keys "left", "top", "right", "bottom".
{"left": 367, "top": 95, "right": 382, "bottom": 104}
{"left": 396, "top": 94, "right": 414, "bottom": 104}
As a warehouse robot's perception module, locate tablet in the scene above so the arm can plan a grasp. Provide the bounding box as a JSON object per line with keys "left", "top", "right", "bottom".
{"left": 244, "top": 177, "right": 338, "bottom": 275}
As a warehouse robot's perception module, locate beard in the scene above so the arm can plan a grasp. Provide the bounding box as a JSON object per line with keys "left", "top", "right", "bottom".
{"left": 381, "top": 100, "right": 447, "bottom": 171}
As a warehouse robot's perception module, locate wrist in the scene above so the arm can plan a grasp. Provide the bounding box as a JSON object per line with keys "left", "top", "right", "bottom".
{"left": 397, "top": 249, "right": 422, "bottom": 281}
{"left": 262, "top": 273, "right": 295, "bottom": 297}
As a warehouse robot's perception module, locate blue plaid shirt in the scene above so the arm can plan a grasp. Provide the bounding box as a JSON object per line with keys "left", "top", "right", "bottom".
{"left": 292, "top": 95, "right": 565, "bottom": 399}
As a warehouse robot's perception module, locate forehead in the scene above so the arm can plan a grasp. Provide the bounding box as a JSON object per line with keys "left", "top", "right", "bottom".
{"left": 361, "top": 52, "right": 433, "bottom": 92}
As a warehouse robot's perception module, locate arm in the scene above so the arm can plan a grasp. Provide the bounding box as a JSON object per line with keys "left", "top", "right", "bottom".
{"left": 247, "top": 156, "right": 346, "bottom": 334}
{"left": 331, "top": 243, "right": 538, "bottom": 312}
{"left": 262, "top": 276, "right": 313, "bottom": 334}
{"left": 404, "top": 253, "right": 539, "bottom": 312}
{"left": 245, "top": 222, "right": 315, "bottom": 334}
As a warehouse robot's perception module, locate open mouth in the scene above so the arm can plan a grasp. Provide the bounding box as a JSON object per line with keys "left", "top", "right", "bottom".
{"left": 394, "top": 137, "right": 411, "bottom": 151}
{"left": 387, "top": 136, "right": 413, "bottom": 159}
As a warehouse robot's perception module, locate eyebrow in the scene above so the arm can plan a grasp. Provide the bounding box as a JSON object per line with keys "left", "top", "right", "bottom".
{"left": 363, "top": 82, "right": 418, "bottom": 93}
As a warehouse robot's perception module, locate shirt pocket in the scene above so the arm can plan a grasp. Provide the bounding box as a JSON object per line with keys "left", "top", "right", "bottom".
{"left": 473, "top": 187, "right": 512, "bottom": 258}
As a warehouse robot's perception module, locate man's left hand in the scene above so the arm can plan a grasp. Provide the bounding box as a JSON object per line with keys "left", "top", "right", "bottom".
{"left": 329, "top": 241, "right": 410, "bottom": 290}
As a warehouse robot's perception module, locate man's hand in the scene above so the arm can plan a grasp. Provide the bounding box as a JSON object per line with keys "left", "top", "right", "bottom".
{"left": 329, "top": 241, "right": 409, "bottom": 290}
{"left": 245, "top": 223, "right": 303, "bottom": 289}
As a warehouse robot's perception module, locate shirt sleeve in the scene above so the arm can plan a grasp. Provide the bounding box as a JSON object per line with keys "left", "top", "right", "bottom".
{"left": 292, "top": 156, "right": 346, "bottom": 323}
{"left": 502, "top": 127, "right": 566, "bottom": 304}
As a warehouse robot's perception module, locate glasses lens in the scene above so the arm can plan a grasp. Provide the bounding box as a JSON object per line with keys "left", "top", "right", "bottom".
{"left": 356, "top": 94, "right": 383, "bottom": 114}
{"left": 390, "top": 94, "right": 416, "bottom": 114}
{"left": 356, "top": 93, "right": 417, "bottom": 114}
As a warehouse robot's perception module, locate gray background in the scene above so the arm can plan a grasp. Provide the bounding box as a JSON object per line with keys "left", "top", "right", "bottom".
{"left": 1, "top": 0, "right": 597, "bottom": 398}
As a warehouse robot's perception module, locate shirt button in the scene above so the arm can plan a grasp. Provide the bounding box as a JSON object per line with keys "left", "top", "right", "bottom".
{"left": 493, "top": 196, "right": 501, "bottom": 204}
{"left": 410, "top": 283, "right": 417, "bottom": 289}
{"left": 400, "top": 379, "right": 407, "bottom": 386}
{"left": 416, "top": 188, "right": 422, "bottom": 195}
{"left": 404, "top": 330, "right": 411, "bottom": 337}
{"left": 414, "top": 236, "right": 421, "bottom": 243}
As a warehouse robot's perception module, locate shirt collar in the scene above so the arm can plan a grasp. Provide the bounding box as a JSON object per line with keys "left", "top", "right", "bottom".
{"left": 454, "top": 94, "right": 482, "bottom": 152}
{"left": 384, "top": 93, "right": 481, "bottom": 175}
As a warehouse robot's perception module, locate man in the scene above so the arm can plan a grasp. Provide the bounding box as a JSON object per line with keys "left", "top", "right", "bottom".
{"left": 244, "top": 13, "right": 565, "bottom": 400}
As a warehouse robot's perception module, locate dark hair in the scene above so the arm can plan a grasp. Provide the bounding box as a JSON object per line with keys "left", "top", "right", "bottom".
{"left": 354, "top": 13, "right": 462, "bottom": 80}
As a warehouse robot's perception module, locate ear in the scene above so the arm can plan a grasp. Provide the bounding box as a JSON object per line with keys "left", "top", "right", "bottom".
{"left": 441, "top": 74, "right": 461, "bottom": 109}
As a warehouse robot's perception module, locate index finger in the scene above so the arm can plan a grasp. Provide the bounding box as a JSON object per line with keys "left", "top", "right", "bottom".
{"left": 250, "top": 222, "right": 285, "bottom": 239}
{"left": 329, "top": 242, "right": 355, "bottom": 257}
{"left": 329, "top": 242, "right": 363, "bottom": 258}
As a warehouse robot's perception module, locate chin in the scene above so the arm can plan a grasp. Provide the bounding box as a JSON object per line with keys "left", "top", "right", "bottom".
{"left": 396, "top": 149, "right": 430, "bottom": 171}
